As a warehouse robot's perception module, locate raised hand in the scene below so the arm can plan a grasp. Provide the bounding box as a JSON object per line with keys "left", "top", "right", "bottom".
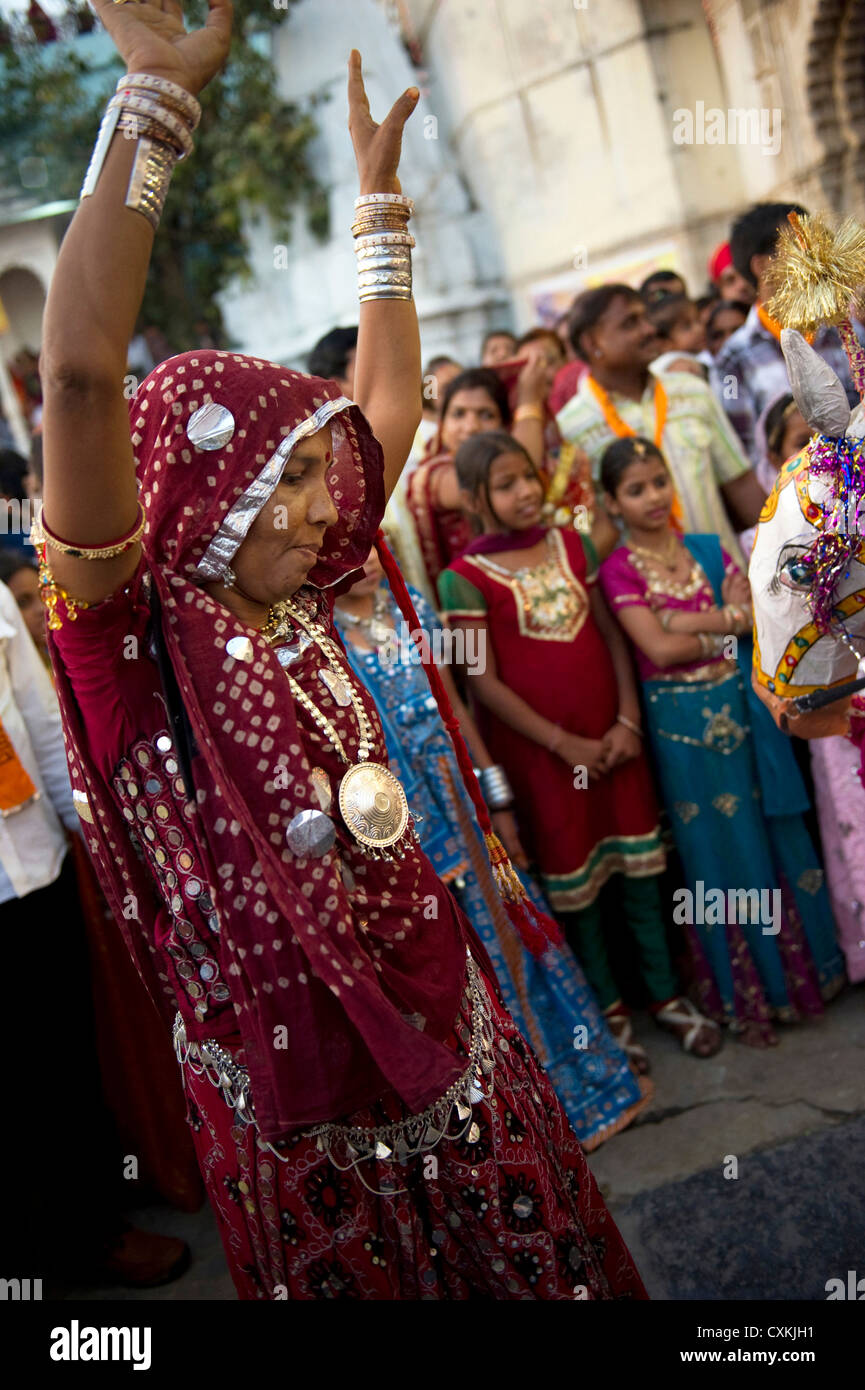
{"left": 515, "top": 347, "right": 551, "bottom": 407}
{"left": 90, "top": 0, "right": 232, "bottom": 96}
{"left": 348, "top": 49, "right": 419, "bottom": 196}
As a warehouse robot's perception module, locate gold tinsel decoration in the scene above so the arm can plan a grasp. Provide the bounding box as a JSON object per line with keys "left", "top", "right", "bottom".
{"left": 764, "top": 212, "right": 865, "bottom": 337}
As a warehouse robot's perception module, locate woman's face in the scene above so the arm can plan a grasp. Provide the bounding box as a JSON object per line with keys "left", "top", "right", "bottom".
{"left": 7, "top": 566, "right": 46, "bottom": 652}
{"left": 440, "top": 388, "right": 503, "bottom": 453}
{"left": 228, "top": 425, "right": 339, "bottom": 603}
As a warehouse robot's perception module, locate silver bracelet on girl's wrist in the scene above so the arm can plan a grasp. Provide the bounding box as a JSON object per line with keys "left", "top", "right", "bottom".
{"left": 477, "top": 764, "right": 514, "bottom": 811}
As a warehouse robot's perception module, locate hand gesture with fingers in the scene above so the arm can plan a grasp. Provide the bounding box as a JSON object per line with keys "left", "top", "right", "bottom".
{"left": 90, "top": 0, "right": 232, "bottom": 96}
{"left": 348, "top": 49, "right": 419, "bottom": 195}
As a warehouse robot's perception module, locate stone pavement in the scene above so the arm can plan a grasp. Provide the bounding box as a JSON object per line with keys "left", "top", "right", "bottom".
{"left": 58, "top": 987, "right": 864, "bottom": 1302}
{"left": 587, "top": 986, "right": 865, "bottom": 1299}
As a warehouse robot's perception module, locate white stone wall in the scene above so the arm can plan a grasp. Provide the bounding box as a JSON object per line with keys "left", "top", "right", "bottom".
{"left": 220, "top": 0, "right": 510, "bottom": 368}
{"left": 399, "top": 0, "right": 750, "bottom": 312}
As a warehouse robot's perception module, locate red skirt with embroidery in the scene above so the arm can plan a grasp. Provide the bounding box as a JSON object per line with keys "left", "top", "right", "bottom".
{"left": 181, "top": 968, "right": 646, "bottom": 1301}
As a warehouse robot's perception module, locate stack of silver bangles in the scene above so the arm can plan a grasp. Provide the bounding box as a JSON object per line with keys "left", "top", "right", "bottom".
{"left": 353, "top": 192, "right": 415, "bottom": 302}
{"left": 474, "top": 764, "right": 514, "bottom": 811}
{"left": 80, "top": 72, "right": 202, "bottom": 230}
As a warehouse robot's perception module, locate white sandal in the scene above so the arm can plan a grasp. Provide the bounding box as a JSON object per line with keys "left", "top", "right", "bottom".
{"left": 604, "top": 1009, "right": 651, "bottom": 1075}
{"left": 654, "top": 997, "right": 722, "bottom": 1057}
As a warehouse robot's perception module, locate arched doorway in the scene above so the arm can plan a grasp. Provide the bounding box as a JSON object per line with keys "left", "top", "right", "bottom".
{"left": 0, "top": 266, "right": 46, "bottom": 360}
{"left": 0, "top": 267, "right": 47, "bottom": 448}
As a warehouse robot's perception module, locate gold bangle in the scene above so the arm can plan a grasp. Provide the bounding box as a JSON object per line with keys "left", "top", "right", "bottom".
{"left": 513, "top": 403, "right": 546, "bottom": 424}
{"left": 34, "top": 502, "right": 146, "bottom": 559}
{"left": 617, "top": 714, "right": 643, "bottom": 738}
{"left": 351, "top": 213, "right": 411, "bottom": 233}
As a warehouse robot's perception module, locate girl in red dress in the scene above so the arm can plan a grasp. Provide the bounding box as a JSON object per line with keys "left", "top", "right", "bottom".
{"left": 439, "top": 431, "right": 721, "bottom": 1069}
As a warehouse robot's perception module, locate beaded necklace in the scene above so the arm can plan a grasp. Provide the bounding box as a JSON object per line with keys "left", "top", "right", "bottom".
{"left": 264, "top": 596, "right": 412, "bottom": 861}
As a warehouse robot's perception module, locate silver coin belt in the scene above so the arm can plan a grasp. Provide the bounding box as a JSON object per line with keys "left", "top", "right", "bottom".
{"left": 172, "top": 949, "right": 497, "bottom": 1192}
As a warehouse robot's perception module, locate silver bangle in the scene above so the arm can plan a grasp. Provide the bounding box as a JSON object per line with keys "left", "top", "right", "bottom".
{"left": 355, "top": 244, "right": 414, "bottom": 261}
{"left": 479, "top": 765, "right": 514, "bottom": 811}
{"left": 80, "top": 93, "right": 190, "bottom": 210}
{"left": 357, "top": 270, "right": 413, "bottom": 301}
{"left": 355, "top": 253, "right": 413, "bottom": 271}
{"left": 80, "top": 101, "right": 124, "bottom": 200}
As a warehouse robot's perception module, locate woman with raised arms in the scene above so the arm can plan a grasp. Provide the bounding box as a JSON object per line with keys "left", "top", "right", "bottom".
{"left": 38, "top": 0, "right": 644, "bottom": 1300}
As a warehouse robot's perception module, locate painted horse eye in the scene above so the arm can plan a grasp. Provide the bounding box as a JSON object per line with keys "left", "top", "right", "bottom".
{"left": 778, "top": 555, "right": 814, "bottom": 591}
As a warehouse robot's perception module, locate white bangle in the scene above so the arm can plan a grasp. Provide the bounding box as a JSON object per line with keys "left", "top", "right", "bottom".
{"left": 355, "top": 192, "right": 414, "bottom": 212}
{"left": 108, "top": 92, "right": 194, "bottom": 159}
{"left": 117, "top": 72, "right": 202, "bottom": 129}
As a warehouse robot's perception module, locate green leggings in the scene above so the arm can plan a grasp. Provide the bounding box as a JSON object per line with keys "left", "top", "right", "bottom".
{"left": 561, "top": 873, "right": 678, "bottom": 1011}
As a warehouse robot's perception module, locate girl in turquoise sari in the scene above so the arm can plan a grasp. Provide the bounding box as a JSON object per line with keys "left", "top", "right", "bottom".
{"left": 599, "top": 437, "right": 845, "bottom": 1047}
{"left": 334, "top": 550, "right": 650, "bottom": 1149}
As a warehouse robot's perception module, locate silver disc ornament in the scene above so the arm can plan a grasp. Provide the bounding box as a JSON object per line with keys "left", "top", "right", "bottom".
{"left": 285, "top": 808, "right": 336, "bottom": 857}
{"left": 187, "top": 402, "right": 236, "bottom": 452}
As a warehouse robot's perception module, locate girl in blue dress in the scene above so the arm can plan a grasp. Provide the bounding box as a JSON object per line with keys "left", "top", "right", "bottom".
{"left": 335, "top": 549, "right": 651, "bottom": 1149}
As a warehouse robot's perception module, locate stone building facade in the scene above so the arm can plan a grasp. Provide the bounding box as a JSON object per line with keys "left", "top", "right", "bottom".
{"left": 4, "top": 1, "right": 865, "bottom": 379}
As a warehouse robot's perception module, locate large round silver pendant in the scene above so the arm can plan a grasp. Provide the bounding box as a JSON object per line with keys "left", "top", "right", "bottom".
{"left": 338, "top": 761, "right": 409, "bottom": 850}
{"left": 285, "top": 808, "right": 336, "bottom": 857}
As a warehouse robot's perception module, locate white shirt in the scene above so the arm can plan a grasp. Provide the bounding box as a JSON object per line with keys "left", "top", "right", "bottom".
{"left": 0, "top": 580, "right": 77, "bottom": 903}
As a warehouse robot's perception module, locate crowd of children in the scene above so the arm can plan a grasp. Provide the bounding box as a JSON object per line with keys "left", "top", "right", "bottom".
{"left": 367, "top": 199, "right": 862, "bottom": 1095}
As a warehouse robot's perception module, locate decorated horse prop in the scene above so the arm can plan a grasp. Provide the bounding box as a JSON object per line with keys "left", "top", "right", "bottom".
{"left": 749, "top": 213, "right": 865, "bottom": 741}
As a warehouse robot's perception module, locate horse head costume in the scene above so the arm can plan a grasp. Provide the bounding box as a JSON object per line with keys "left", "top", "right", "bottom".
{"left": 750, "top": 214, "right": 865, "bottom": 720}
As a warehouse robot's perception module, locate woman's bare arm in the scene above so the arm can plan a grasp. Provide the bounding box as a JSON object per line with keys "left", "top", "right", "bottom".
{"left": 347, "top": 51, "right": 422, "bottom": 503}
{"left": 40, "top": 0, "right": 232, "bottom": 604}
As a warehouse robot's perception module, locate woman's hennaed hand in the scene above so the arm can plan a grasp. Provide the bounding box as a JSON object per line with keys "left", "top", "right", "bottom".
{"left": 90, "top": 0, "right": 232, "bottom": 97}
